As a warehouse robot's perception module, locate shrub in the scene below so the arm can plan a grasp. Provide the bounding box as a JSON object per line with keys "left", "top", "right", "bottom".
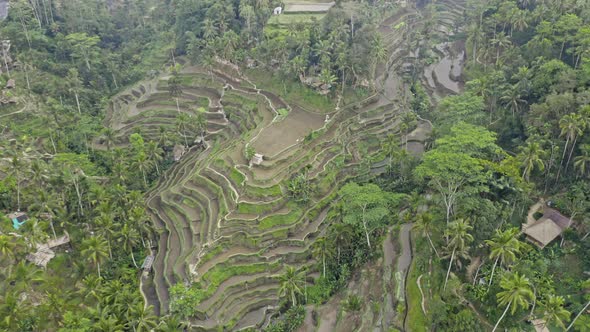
{"left": 344, "top": 295, "right": 363, "bottom": 311}
{"left": 245, "top": 145, "right": 256, "bottom": 161}
{"left": 264, "top": 305, "right": 305, "bottom": 332}
{"left": 306, "top": 277, "right": 334, "bottom": 304}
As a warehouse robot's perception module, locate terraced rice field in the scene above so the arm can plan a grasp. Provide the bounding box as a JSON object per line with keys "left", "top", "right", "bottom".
{"left": 284, "top": 2, "right": 335, "bottom": 13}
{"left": 96, "top": 0, "right": 467, "bottom": 329}
{"left": 125, "top": 67, "right": 409, "bottom": 329}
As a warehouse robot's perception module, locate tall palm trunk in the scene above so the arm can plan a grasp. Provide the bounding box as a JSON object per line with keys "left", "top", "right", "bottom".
{"left": 72, "top": 177, "right": 84, "bottom": 216}
{"left": 49, "top": 220, "right": 57, "bottom": 240}
{"left": 74, "top": 92, "right": 81, "bottom": 115}
{"left": 154, "top": 161, "right": 160, "bottom": 176}
{"left": 565, "top": 135, "right": 578, "bottom": 171}
{"left": 560, "top": 213, "right": 576, "bottom": 247}
{"left": 141, "top": 169, "right": 147, "bottom": 188}
{"left": 107, "top": 238, "right": 113, "bottom": 259}
{"left": 488, "top": 256, "right": 500, "bottom": 286}
{"left": 493, "top": 300, "right": 513, "bottom": 332}
{"left": 131, "top": 251, "right": 138, "bottom": 268}
{"left": 16, "top": 170, "right": 21, "bottom": 211}
{"left": 444, "top": 248, "right": 455, "bottom": 290}
{"left": 97, "top": 262, "right": 101, "bottom": 278}
{"left": 556, "top": 137, "right": 570, "bottom": 182}
{"left": 426, "top": 233, "right": 439, "bottom": 257}
{"left": 291, "top": 289, "right": 296, "bottom": 307}
{"left": 362, "top": 205, "right": 371, "bottom": 250}
{"left": 567, "top": 300, "right": 590, "bottom": 331}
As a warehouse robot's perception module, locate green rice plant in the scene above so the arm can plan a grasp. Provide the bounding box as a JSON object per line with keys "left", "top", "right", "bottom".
{"left": 270, "top": 228, "right": 289, "bottom": 239}
{"left": 237, "top": 198, "right": 284, "bottom": 215}
{"left": 199, "top": 244, "right": 225, "bottom": 266}
{"left": 244, "top": 184, "right": 283, "bottom": 198}
{"left": 276, "top": 108, "right": 289, "bottom": 121}
{"left": 229, "top": 168, "right": 246, "bottom": 186}
{"left": 258, "top": 205, "right": 303, "bottom": 230}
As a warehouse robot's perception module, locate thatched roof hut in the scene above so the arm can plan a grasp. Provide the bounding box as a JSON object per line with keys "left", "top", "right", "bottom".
{"left": 142, "top": 255, "right": 154, "bottom": 271}
{"left": 26, "top": 232, "right": 70, "bottom": 267}
{"left": 523, "top": 207, "right": 573, "bottom": 248}
{"left": 173, "top": 144, "right": 186, "bottom": 161}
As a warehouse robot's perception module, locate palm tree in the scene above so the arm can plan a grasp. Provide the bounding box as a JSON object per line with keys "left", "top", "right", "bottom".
{"left": 30, "top": 189, "right": 61, "bottom": 239}
{"left": 167, "top": 71, "right": 183, "bottom": 114}
{"left": 25, "top": 218, "right": 49, "bottom": 250}
{"left": 5, "top": 149, "right": 25, "bottom": 211}
{"left": 312, "top": 237, "right": 335, "bottom": 278}
{"left": 157, "top": 126, "right": 172, "bottom": 148}
{"left": 382, "top": 134, "right": 402, "bottom": 173}
{"left": 567, "top": 279, "right": 590, "bottom": 331}
{"left": 574, "top": 144, "right": 590, "bottom": 178}
{"left": 0, "top": 234, "right": 16, "bottom": 262}
{"left": 201, "top": 18, "right": 218, "bottom": 41}
{"left": 485, "top": 228, "right": 522, "bottom": 286}
{"left": 518, "top": 140, "right": 545, "bottom": 180}
{"left": 119, "top": 223, "right": 140, "bottom": 268}
{"left": 278, "top": 266, "right": 305, "bottom": 307}
{"left": 127, "top": 302, "right": 158, "bottom": 332}
{"left": 66, "top": 68, "right": 83, "bottom": 115}
{"left": 11, "top": 260, "right": 44, "bottom": 292}
{"left": 93, "top": 309, "right": 124, "bottom": 332}
{"left": 221, "top": 30, "right": 239, "bottom": 61}
{"left": 319, "top": 68, "right": 337, "bottom": 89}
{"left": 191, "top": 112, "right": 207, "bottom": 139}
{"left": 29, "top": 159, "right": 49, "bottom": 187}
{"left": 443, "top": 218, "right": 473, "bottom": 290}
{"left": 146, "top": 141, "right": 164, "bottom": 176}
{"left": 414, "top": 212, "right": 439, "bottom": 258}
{"left": 512, "top": 9, "right": 529, "bottom": 33}
{"left": 557, "top": 113, "right": 585, "bottom": 180}
{"left": 133, "top": 152, "right": 152, "bottom": 188}
{"left": 570, "top": 314, "right": 590, "bottom": 332}
{"left": 95, "top": 214, "right": 117, "bottom": 259}
{"left": 0, "top": 291, "right": 29, "bottom": 330}
{"left": 176, "top": 113, "right": 190, "bottom": 148}
{"left": 466, "top": 23, "right": 484, "bottom": 63}
{"left": 513, "top": 66, "right": 532, "bottom": 96}
{"left": 78, "top": 274, "right": 102, "bottom": 301}
{"left": 500, "top": 84, "right": 526, "bottom": 117}
{"left": 491, "top": 32, "right": 511, "bottom": 66}
{"left": 539, "top": 294, "right": 570, "bottom": 330}
{"left": 370, "top": 35, "right": 387, "bottom": 83}
{"left": 328, "top": 222, "right": 354, "bottom": 264}
{"left": 129, "top": 206, "right": 151, "bottom": 247}
{"left": 81, "top": 235, "right": 109, "bottom": 278}
{"left": 239, "top": 3, "right": 255, "bottom": 33}
{"left": 101, "top": 128, "right": 116, "bottom": 151}
{"left": 157, "top": 315, "right": 188, "bottom": 332}
{"left": 314, "top": 39, "right": 332, "bottom": 68}
{"left": 493, "top": 272, "right": 534, "bottom": 332}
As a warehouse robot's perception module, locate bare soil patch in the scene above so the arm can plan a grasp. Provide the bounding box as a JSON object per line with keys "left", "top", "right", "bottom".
{"left": 251, "top": 106, "right": 326, "bottom": 157}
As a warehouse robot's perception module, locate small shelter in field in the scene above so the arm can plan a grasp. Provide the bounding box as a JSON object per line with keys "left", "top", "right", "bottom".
{"left": 250, "top": 153, "right": 264, "bottom": 167}
{"left": 26, "top": 232, "right": 71, "bottom": 267}
{"left": 142, "top": 255, "right": 154, "bottom": 272}
{"left": 530, "top": 319, "right": 550, "bottom": 332}
{"left": 273, "top": 6, "right": 282, "bottom": 15}
{"left": 7, "top": 212, "right": 28, "bottom": 230}
{"left": 523, "top": 204, "right": 573, "bottom": 249}
{"left": 284, "top": 2, "right": 335, "bottom": 13}
{"left": 173, "top": 144, "right": 186, "bottom": 161}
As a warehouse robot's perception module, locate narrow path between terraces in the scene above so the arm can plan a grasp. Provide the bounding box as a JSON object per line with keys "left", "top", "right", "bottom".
{"left": 398, "top": 223, "right": 413, "bottom": 331}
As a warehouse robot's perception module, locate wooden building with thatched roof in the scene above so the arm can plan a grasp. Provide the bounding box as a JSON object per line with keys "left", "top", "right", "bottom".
{"left": 523, "top": 206, "right": 573, "bottom": 249}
